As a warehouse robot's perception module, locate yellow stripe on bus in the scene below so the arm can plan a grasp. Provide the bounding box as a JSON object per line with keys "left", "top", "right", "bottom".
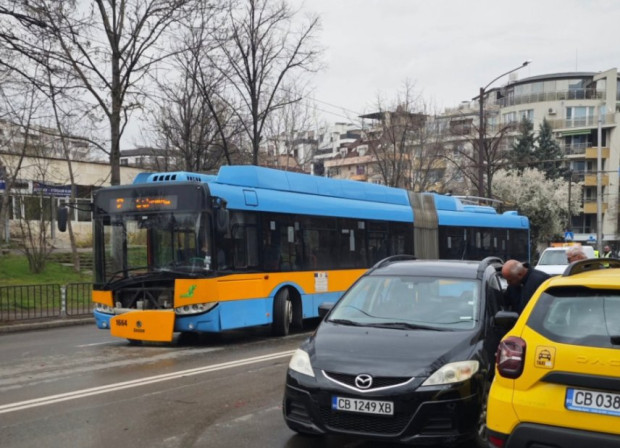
{"left": 175, "top": 269, "right": 367, "bottom": 306}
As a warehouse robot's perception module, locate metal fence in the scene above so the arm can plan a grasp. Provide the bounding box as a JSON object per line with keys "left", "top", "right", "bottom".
{"left": 0, "top": 283, "right": 93, "bottom": 322}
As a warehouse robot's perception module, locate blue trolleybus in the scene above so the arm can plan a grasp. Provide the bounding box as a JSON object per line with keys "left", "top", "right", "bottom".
{"left": 67, "top": 165, "right": 529, "bottom": 343}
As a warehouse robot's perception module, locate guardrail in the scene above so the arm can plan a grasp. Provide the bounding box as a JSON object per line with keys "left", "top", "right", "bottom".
{"left": 0, "top": 283, "right": 93, "bottom": 322}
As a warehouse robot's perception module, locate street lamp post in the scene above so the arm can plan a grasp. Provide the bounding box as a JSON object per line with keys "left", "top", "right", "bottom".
{"left": 477, "top": 60, "right": 532, "bottom": 197}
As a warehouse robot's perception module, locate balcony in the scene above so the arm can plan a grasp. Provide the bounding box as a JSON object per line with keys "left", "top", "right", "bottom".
{"left": 583, "top": 200, "right": 608, "bottom": 214}
{"left": 562, "top": 143, "right": 610, "bottom": 159}
{"left": 562, "top": 142, "right": 587, "bottom": 156}
{"left": 498, "top": 88, "right": 603, "bottom": 108}
{"left": 584, "top": 173, "right": 609, "bottom": 186}
{"left": 550, "top": 114, "right": 616, "bottom": 131}
{"left": 585, "top": 146, "right": 610, "bottom": 159}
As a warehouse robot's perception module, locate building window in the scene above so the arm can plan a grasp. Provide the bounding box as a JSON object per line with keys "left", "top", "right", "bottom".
{"left": 566, "top": 106, "right": 595, "bottom": 127}
{"left": 502, "top": 112, "right": 517, "bottom": 124}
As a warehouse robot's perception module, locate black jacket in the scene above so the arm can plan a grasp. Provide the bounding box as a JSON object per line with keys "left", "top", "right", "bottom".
{"left": 505, "top": 267, "right": 551, "bottom": 313}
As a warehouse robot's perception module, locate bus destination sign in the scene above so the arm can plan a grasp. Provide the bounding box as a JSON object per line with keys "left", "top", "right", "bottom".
{"left": 111, "top": 195, "right": 179, "bottom": 212}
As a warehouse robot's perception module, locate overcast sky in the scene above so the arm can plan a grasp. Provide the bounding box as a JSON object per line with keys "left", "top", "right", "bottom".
{"left": 125, "top": 0, "right": 620, "bottom": 147}
{"left": 294, "top": 0, "right": 620, "bottom": 123}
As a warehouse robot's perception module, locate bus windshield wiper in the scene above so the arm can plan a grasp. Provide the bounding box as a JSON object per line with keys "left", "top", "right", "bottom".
{"left": 103, "top": 266, "right": 150, "bottom": 287}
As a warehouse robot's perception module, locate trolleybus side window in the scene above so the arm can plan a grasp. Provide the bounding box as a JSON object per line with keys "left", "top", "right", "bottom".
{"left": 367, "top": 221, "right": 389, "bottom": 265}
{"left": 389, "top": 222, "right": 413, "bottom": 256}
{"left": 338, "top": 218, "right": 367, "bottom": 269}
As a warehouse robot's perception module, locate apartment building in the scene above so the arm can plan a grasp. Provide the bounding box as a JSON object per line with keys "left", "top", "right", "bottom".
{"left": 313, "top": 69, "right": 620, "bottom": 248}
{"left": 0, "top": 119, "right": 93, "bottom": 161}
{"left": 484, "top": 68, "right": 620, "bottom": 246}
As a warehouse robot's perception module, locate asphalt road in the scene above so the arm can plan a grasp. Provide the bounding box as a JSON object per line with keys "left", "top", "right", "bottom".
{"left": 0, "top": 322, "right": 479, "bottom": 448}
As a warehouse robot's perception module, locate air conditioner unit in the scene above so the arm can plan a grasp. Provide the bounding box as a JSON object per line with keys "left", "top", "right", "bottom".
{"left": 548, "top": 108, "right": 557, "bottom": 115}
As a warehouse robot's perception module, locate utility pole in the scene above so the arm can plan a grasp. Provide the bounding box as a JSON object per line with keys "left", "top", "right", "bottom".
{"left": 596, "top": 105, "right": 603, "bottom": 253}
{"left": 476, "top": 61, "right": 532, "bottom": 198}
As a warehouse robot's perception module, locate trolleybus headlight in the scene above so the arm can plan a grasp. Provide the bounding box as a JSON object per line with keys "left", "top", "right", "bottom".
{"left": 174, "top": 302, "right": 218, "bottom": 315}
{"left": 95, "top": 303, "right": 114, "bottom": 314}
{"left": 288, "top": 349, "right": 315, "bottom": 378}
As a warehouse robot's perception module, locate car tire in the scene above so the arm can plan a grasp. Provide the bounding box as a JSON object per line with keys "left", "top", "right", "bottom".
{"left": 272, "top": 288, "right": 292, "bottom": 336}
{"left": 473, "top": 380, "right": 490, "bottom": 448}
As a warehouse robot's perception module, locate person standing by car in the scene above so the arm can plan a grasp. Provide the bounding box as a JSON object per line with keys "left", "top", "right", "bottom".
{"left": 501, "top": 260, "right": 550, "bottom": 314}
{"left": 566, "top": 246, "right": 588, "bottom": 263}
{"left": 602, "top": 245, "right": 614, "bottom": 258}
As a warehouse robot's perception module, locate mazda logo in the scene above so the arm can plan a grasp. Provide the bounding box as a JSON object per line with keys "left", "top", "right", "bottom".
{"left": 355, "top": 374, "right": 373, "bottom": 389}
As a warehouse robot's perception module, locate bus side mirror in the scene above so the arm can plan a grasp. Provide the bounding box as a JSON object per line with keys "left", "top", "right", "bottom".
{"left": 57, "top": 206, "right": 68, "bottom": 232}
{"left": 215, "top": 208, "right": 229, "bottom": 234}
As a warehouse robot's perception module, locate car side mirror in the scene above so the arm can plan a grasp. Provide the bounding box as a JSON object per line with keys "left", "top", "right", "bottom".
{"left": 318, "top": 302, "right": 335, "bottom": 319}
{"left": 494, "top": 310, "right": 519, "bottom": 327}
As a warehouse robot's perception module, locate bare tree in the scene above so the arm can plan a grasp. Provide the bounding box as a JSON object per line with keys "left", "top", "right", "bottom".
{"left": 0, "top": 0, "right": 198, "bottom": 185}
{"left": 149, "top": 2, "right": 243, "bottom": 172}
{"left": 210, "top": 0, "right": 321, "bottom": 165}
{"left": 0, "top": 76, "right": 43, "bottom": 247}
{"left": 0, "top": 74, "right": 59, "bottom": 271}
{"left": 363, "top": 82, "right": 448, "bottom": 190}
{"left": 442, "top": 107, "right": 517, "bottom": 198}
{"left": 264, "top": 84, "right": 318, "bottom": 171}
{"left": 43, "top": 61, "right": 82, "bottom": 271}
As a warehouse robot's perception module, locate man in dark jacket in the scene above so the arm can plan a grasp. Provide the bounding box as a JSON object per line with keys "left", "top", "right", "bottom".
{"left": 502, "top": 259, "right": 551, "bottom": 314}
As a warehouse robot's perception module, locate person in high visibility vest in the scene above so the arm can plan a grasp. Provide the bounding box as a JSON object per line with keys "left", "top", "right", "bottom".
{"left": 594, "top": 249, "right": 600, "bottom": 257}
{"left": 602, "top": 245, "right": 613, "bottom": 258}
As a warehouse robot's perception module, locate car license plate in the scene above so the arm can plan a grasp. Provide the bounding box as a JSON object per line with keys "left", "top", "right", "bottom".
{"left": 332, "top": 396, "right": 394, "bottom": 415}
{"left": 566, "top": 388, "right": 620, "bottom": 417}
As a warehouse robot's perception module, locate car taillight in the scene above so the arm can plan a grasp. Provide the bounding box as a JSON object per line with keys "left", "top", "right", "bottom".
{"left": 496, "top": 336, "right": 526, "bottom": 379}
{"left": 488, "top": 434, "right": 506, "bottom": 447}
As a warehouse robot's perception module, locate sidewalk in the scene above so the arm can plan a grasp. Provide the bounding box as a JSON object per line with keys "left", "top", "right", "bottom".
{"left": 0, "top": 316, "right": 93, "bottom": 334}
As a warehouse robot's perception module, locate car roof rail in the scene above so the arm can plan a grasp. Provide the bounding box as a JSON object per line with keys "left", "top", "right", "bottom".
{"left": 370, "top": 254, "right": 417, "bottom": 271}
{"left": 562, "top": 257, "right": 620, "bottom": 276}
{"left": 478, "top": 256, "right": 504, "bottom": 278}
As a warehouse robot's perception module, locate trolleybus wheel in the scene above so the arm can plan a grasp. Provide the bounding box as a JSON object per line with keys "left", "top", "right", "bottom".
{"left": 272, "top": 288, "right": 292, "bottom": 336}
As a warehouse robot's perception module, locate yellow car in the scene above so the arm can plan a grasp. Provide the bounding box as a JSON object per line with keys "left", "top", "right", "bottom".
{"left": 487, "top": 258, "right": 620, "bottom": 448}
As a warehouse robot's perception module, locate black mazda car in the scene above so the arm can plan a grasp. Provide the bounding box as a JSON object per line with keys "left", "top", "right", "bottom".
{"left": 283, "top": 256, "right": 516, "bottom": 447}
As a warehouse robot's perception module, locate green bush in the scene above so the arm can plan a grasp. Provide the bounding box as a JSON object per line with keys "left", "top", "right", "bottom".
{"left": 0, "top": 254, "right": 92, "bottom": 286}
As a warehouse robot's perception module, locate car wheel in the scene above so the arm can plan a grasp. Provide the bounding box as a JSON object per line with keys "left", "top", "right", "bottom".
{"left": 473, "top": 380, "right": 490, "bottom": 448}
{"left": 272, "top": 288, "right": 292, "bottom": 336}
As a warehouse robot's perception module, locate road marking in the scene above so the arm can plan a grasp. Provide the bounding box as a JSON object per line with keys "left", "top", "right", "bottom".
{"left": 75, "top": 341, "right": 115, "bottom": 347}
{"left": 0, "top": 350, "right": 294, "bottom": 415}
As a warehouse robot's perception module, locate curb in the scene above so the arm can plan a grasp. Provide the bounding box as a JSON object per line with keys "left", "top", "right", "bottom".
{"left": 0, "top": 317, "right": 94, "bottom": 334}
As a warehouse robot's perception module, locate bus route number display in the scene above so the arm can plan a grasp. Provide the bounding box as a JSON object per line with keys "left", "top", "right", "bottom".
{"left": 111, "top": 195, "right": 178, "bottom": 212}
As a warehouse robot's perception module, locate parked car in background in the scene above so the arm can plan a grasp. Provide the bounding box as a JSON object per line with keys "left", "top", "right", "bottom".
{"left": 283, "top": 256, "right": 512, "bottom": 447}
{"left": 487, "top": 258, "right": 620, "bottom": 448}
{"left": 535, "top": 245, "right": 596, "bottom": 275}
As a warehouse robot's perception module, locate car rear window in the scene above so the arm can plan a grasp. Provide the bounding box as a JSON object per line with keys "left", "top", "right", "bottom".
{"left": 527, "top": 287, "right": 620, "bottom": 348}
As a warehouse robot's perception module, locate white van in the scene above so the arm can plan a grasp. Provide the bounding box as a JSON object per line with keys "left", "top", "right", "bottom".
{"left": 535, "top": 246, "right": 596, "bottom": 275}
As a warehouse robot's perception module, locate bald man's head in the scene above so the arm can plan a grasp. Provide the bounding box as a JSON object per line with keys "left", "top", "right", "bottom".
{"left": 502, "top": 259, "right": 527, "bottom": 286}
